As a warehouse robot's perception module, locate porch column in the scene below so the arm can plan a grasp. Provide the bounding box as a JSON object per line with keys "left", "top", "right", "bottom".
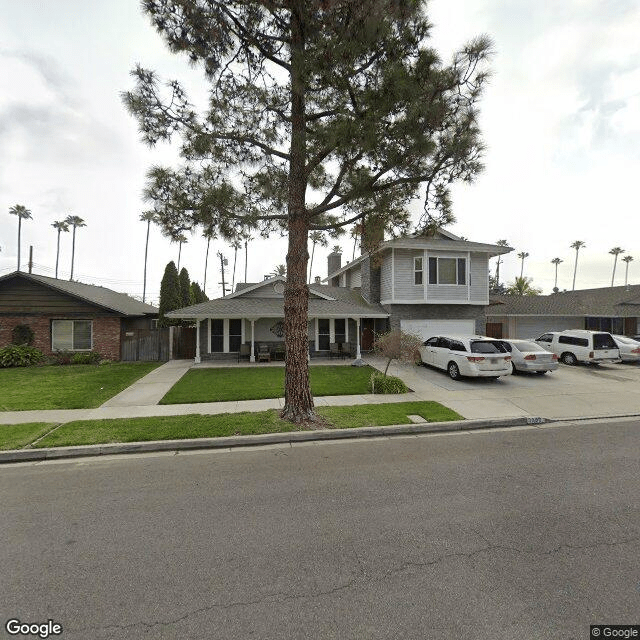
{"left": 355, "top": 317, "right": 361, "bottom": 359}
{"left": 195, "top": 319, "right": 201, "bottom": 364}
{"left": 250, "top": 319, "right": 256, "bottom": 362}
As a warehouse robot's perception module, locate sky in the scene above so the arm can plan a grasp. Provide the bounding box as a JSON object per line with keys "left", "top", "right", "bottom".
{"left": 1, "top": 0, "right": 639, "bottom": 305}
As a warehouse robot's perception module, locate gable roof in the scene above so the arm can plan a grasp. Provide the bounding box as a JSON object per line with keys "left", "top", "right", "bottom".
{"left": 0, "top": 271, "right": 158, "bottom": 316}
{"left": 488, "top": 285, "right": 640, "bottom": 318}
{"left": 227, "top": 276, "right": 335, "bottom": 301}
{"left": 326, "top": 234, "right": 513, "bottom": 280}
{"left": 167, "top": 283, "right": 388, "bottom": 319}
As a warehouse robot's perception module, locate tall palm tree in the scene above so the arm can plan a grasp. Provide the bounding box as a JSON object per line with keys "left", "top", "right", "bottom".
{"left": 231, "top": 239, "right": 242, "bottom": 291}
{"left": 308, "top": 231, "right": 328, "bottom": 282}
{"left": 9, "top": 204, "right": 33, "bottom": 271}
{"left": 517, "top": 251, "right": 529, "bottom": 279}
{"left": 609, "top": 247, "right": 625, "bottom": 287}
{"left": 551, "top": 257, "right": 563, "bottom": 291}
{"left": 202, "top": 225, "right": 215, "bottom": 296}
{"left": 570, "top": 240, "right": 585, "bottom": 290}
{"left": 175, "top": 233, "right": 188, "bottom": 271}
{"left": 139, "top": 211, "right": 156, "bottom": 302}
{"left": 350, "top": 223, "right": 364, "bottom": 261}
{"left": 65, "top": 215, "right": 86, "bottom": 281}
{"left": 622, "top": 255, "right": 634, "bottom": 286}
{"left": 494, "top": 239, "right": 509, "bottom": 287}
{"left": 52, "top": 219, "right": 69, "bottom": 279}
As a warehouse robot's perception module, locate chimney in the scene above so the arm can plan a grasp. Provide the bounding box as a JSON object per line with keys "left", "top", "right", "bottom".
{"left": 314, "top": 276, "right": 321, "bottom": 284}
{"left": 327, "top": 251, "right": 342, "bottom": 279}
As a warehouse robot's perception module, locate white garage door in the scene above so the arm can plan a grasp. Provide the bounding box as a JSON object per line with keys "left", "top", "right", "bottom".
{"left": 400, "top": 319, "right": 476, "bottom": 342}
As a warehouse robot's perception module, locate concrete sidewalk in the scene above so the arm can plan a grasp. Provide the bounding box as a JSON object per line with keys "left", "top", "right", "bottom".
{"left": 100, "top": 359, "right": 193, "bottom": 407}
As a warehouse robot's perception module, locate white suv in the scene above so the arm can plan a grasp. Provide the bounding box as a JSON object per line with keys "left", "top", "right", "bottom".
{"left": 534, "top": 330, "right": 620, "bottom": 365}
{"left": 420, "top": 335, "right": 512, "bottom": 380}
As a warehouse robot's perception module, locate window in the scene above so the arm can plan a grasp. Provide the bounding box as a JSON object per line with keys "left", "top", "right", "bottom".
{"left": 51, "top": 320, "right": 92, "bottom": 351}
{"left": 229, "top": 319, "right": 242, "bottom": 352}
{"left": 414, "top": 257, "right": 423, "bottom": 285}
{"left": 585, "top": 317, "right": 624, "bottom": 334}
{"left": 318, "top": 319, "right": 330, "bottom": 350}
{"left": 334, "top": 319, "right": 346, "bottom": 344}
{"left": 436, "top": 337, "right": 451, "bottom": 349}
{"left": 211, "top": 319, "right": 223, "bottom": 352}
{"left": 150, "top": 319, "right": 159, "bottom": 330}
{"left": 424, "top": 337, "right": 438, "bottom": 347}
{"left": 470, "top": 340, "right": 507, "bottom": 354}
{"left": 537, "top": 334, "right": 553, "bottom": 343}
{"left": 558, "top": 336, "right": 589, "bottom": 347}
{"left": 593, "top": 333, "right": 617, "bottom": 349}
{"left": 428, "top": 257, "right": 466, "bottom": 285}
{"left": 449, "top": 340, "right": 466, "bottom": 352}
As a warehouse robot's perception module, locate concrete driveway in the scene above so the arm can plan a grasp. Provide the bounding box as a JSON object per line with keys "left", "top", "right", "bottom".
{"left": 370, "top": 357, "right": 640, "bottom": 421}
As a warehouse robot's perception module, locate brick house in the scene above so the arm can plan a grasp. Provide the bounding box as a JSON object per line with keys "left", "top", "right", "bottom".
{"left": 0, "top": 271, "right": 158, "bottom": 360}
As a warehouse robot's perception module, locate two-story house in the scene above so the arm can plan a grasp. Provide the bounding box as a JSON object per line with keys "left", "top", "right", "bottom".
{"left": 166, "top": 230, "right": 512, "bottom": 362}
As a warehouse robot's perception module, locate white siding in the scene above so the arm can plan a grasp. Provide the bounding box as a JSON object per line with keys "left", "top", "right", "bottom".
{"left": 381, "top": 256, "right": 392, "bottom": 300}
{"left": 351, "top": 267, "right": 361, "bottom": 288}
{"left": 470, "top": 253, "right": 488, "bottom": 303}
{"left": 426, "top": 284, "right": 468, "bottom": 301}
{"left": 394, "top": 249, "right": 423, "bottom": 300}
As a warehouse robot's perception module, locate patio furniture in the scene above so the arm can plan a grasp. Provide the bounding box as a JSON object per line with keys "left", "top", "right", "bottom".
{"left": 257, "top": 344, "right": 271, "bottom": 363}
{"left": 273, "top": 344, "right": 286, "bottom": 361}
{"left": 329, "top": 342, "right": 341, "bottom": 359}
{"left": 341, "top": 342, "right": 354, "bottom": 358}
{"left": 237, "top": 343, "right": 251, "bottom": 363}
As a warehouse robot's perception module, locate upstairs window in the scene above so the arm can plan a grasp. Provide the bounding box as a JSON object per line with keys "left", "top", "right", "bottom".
{"left": 414, "top": 257, "right": 423, "bottom": 285}
{"left": 51, "top": 320, "right": 92, "bottom": 351}
{"left": 428, "top": 257, "right": 466, "bottom": 285}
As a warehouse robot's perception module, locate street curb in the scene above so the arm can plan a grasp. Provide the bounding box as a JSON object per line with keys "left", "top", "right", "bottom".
{"left": 0, "top": 416, "right": 548, "bottom": 464}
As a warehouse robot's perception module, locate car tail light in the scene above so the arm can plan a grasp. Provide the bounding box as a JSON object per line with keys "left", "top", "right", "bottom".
{"left": 524, "top": 354, "right": 537, "bottom": 360}
{"left": 632, "top": 348, "right": 640, "bottom": 354}
{"left": 551, "top": 353, "right": 558, "bottom": 360}
{"left": 504, "top": 356, "right": 511, "bottom": 361}
{"left": 467, "top": 356, "right": 485, "bottom": 362}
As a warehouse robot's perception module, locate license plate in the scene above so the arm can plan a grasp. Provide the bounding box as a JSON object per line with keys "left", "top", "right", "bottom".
{"left": 490, "top": 358, "right": 497, "bottom": 364}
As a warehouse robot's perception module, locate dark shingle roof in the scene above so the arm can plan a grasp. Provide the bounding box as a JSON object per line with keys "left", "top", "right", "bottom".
{"left": 0, "top": 271, "right": 158, "bottom": 316}
{"left": 167, "top": 283, "right": 388, "bottom": 318}
{"left": 488, "top": 285, "right": 640, "bottom": 317}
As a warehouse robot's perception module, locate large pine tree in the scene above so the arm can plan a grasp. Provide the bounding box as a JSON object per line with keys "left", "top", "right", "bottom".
{"left": 158, "top": 261, "right": 181, "bottom": 327}
{"left": 124, "top": 0, "right": 491, "bottom": 422}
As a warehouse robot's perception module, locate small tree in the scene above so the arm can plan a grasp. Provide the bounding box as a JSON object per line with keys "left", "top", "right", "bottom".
{"left": 158, "top": 261, "right": 181, "bottom": 327}
{"left": 505, "top": 276, "right": 542, "bottom": 296}
{"left": 178, "top": 267, "right": 191, "bottom": 308}
{"left": 373, "top": 330, "right": 423, "bottom": 376}
{"left": 190, "top": 281, "right": 208, "bottom": 304}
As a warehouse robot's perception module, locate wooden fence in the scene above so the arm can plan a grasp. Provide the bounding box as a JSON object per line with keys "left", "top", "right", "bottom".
{"left": 121, "top": 328, "right": 170, "bottom": 362}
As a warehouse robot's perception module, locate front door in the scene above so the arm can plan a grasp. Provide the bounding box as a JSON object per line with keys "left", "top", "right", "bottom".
{"left": 362, "top": 319, "right": 375, "bottom": 351}
{"left": 486, "top": 322, "right": 503, "bottom": 339}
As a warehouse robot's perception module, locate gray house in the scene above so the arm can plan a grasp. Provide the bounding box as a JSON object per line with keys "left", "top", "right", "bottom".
{"left": 167, "top": 230, "right": 511, "bottom": 362}
{"left": 486, "top": 286, "right": 640, "bottom": 339}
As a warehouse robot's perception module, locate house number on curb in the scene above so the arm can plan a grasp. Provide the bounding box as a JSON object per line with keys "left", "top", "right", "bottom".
{"left": 526, "top": 417, "right": 545, "bottom": 424}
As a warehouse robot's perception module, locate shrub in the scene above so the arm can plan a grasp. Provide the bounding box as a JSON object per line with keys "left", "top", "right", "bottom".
{"left": 373, "top": 330, "right": 423, "bottom": 375}
{"left": 0, "top": 345, "right": 44, "bottom": 368}
{"left": 51, "top": 351, "right": 74, "bottom": 365}
{"left": 370, "top": 371, "right": 408, "bottom": 394}
{"left": 71, "top": 351, "right": 102, "bottom": 365}
{"left": 11, "top": 324, "right": 35, "bottom": 346}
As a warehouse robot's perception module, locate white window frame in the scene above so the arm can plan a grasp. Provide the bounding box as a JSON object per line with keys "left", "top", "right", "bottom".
{"left": 51, "top": 319, "right": 93, "bottom": 351}
{"left": 428, "top": 256, "right": 467, "bottom": 286}
{"left": 413, "top": 256, "right": 423, "bottom": 286}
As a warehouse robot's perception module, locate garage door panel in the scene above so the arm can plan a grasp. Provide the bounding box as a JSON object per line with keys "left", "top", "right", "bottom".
{"left": 401, "top": 319, "right": 476, "bottom": 342}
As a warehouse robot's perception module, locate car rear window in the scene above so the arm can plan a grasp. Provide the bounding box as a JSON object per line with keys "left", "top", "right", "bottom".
{"left": 593, "top": 333, "right": 617, "bottom": 349}
{"left": 512, "top": 341, "right": 547, "bottom": 352}
{"left": 558, "top": 335, "right": 589, "bottom": 347}
{"left": 470, "top": 341, "right": 506, "bottom": 354}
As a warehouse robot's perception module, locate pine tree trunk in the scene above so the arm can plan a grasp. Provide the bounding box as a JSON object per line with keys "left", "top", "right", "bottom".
{"left": 281, "top": 2, "right": 315, "bottom": 424}
{"left": 55, "top": 230, "right": 61, "bottom": 279}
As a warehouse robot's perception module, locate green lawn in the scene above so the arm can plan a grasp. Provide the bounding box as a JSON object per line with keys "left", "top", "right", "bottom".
{"left": 160, "top": 365, "right": 378, "bottom": 404}
{"left": 0, "top": 423, "right": 56, "bottom": 450}
{"left": 6, "top": 401, "right": 462, "bottom": 449}
{"left": 0, "top": 362, "right": 161, "bottom": 411}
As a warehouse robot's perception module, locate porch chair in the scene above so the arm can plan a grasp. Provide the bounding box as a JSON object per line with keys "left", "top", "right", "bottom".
{"left": 257, "top": 344, "right": 271, "bottom": 363}
{"left": 341, "top": 342, "right": 353, "bottom": 358}
{"left": 329, "top": 342, "right": 341, "bottom": 359}
{"left": 237, "top": 343, "right": 251, "bottom": 363}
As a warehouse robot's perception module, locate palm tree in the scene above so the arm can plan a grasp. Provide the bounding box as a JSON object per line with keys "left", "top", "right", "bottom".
{"left": 622, "top": 255, "right": 634, "bottom": 286}
{"left": 517, "top": 251, "right": 529, "bottom": 278}
{"left": 494, "top": 239, "right": 509, "bottom": 287}
{"left": 231, "top": 239, "right": 242, "bottom": 291}
{"left": 271, "top": 264, "right": 286, "bottom": 277}
{"left": 506, "top": 276, "right": 542, "bottom": 296}
{"left": 139, "top": 211, "right": 156, "bottom": 302}
{"left": 9, "top": 204, "right": 33, "bottom": 271}
{"left": 609, "top": 247, "right": 625, "bottom": 286}
{"left": 202, "top": 225, "right": 215, "bottom": 296}
{"left": 570, "top": 240, "right": 585, "bottom": 290}
{"left": 350, "top": 223, "right": 364, "bottom": 261}
{"left": 308, "top": 231, "right": 328, "bottom": 283}
{"left": 65, "top": 215, "right": 86, "bottom": 281}
{"left": 551, "top": 257, "right": 563, "bottom": 292}
{"left": 175, "top": 233, "right": 188, "bottom": 271}
{"left": 52, "top": 219, "right": 69, "bottom": 278}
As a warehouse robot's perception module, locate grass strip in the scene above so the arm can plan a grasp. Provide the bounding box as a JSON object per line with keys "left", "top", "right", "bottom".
{"left": 0, "top": 423, "right": 58, "bottom": 451}
{"left": 0, "top": 362, "right": 161, "bottom": 411}
{"left": 26, "top": 402, "right": 462, "bottom": 449}
{"left": 159, "top": 365, "right": 377, "bottom": 404}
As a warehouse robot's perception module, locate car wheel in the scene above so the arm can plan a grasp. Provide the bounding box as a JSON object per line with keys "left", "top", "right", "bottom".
{"left": 511, "top": 362, "right": 518, "bottom": 375}
{"left": 447, "top": 361, "right": 461, "bottom": 380}
{"left": 561, "top": 352, "right": 577, "bottom": 365}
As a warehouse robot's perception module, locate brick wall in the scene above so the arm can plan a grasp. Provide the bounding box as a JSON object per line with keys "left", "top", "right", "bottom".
{"left": 0, "top": 315, "right": 122, "bottom": 360}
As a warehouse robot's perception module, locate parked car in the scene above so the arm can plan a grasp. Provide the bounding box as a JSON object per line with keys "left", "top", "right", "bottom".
{"left": 500, "top": 339, "right": 559, "bottom": 375}
{"left": 534, "top": 330, "right": 620, "bottom": 365}
{"left": 611, "top": 335, "right": 640, "bottom": 363}
{"left": 420, "top": 335, "right": 512, "bottom": 380}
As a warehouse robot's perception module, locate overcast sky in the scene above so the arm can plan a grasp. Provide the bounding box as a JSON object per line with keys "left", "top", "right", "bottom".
{"left": 1, "top": 0, "right": 639, "bottom": 304}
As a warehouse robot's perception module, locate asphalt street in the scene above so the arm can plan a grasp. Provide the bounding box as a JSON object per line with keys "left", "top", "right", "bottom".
{"left": 1, "top": 418, "right": 639, "bottom": 640}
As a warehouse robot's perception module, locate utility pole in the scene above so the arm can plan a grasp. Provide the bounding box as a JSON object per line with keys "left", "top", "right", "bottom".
{"left": 217, "top": 251, "right": 228, "bottom": 297}
{"left": 28, "top": 246, "right": 33, "bottom": 274}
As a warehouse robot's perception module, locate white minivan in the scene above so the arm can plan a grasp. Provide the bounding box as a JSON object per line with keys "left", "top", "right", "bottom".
{"left": 534, "top": 330, "right": 620, "bottom": 365}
